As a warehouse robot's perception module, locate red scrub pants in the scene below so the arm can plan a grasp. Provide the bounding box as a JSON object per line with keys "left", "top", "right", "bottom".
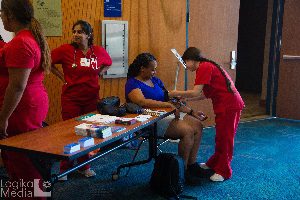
{"left": 60, "top": 98, "right": 97, "bottom": 172}
{"left": 1, "top": 94, "right": 48, "bottom": 200}
{"left": 206, "top": 109, "right": 242, "bottom": 179}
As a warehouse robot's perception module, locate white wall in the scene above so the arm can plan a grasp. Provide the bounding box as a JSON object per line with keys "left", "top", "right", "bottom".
{"left": 0, "top": 0, "right": 14, "bottom": 42}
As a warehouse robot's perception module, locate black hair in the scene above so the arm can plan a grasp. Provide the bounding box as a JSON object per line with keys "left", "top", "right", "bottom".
{"left": 1, "top": 0, "right": 33, "bottom": 25}
{"left": 71, "top": 20, "right": 94, "bottom": 47}
{"left": 0, "top": 35, "right": 3, "bottom": 42}
{"left": 182, "top": 47, "right": 234, "bottom": 93}
{"left": 1, "top": 0, "right": 51, "bottom": 73}
{"left": 127, "top": 53, "right": 157, "bottom": 78}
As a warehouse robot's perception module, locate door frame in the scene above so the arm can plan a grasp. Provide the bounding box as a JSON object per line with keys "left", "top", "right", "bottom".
{"left": 266, "top": 0, "right": 285, "bottom": 116}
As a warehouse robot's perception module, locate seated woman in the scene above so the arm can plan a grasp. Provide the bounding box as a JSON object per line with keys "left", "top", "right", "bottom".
{"left": 125, "top": 53, "right": 209, "bottom": 179}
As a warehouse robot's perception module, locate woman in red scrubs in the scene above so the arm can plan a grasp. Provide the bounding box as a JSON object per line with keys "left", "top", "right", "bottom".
{"left": 0, "top": 0, "right": 51, "bottom": 198}
{"left": 169, "top": 47, "right": 244, "bottom": 182}
{"left": 51, "top": 20, "right": 112, "bottom": 180}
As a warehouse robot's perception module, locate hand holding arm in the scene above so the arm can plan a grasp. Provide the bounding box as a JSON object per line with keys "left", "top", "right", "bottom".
{"left": 175, "top": 103, "right": 207, "bottom": 121}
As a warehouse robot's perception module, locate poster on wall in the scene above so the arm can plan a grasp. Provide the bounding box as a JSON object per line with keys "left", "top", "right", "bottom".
{"left": 104, "top": 0, "right": 122, "bottom": 17}
{"left": 33, "top": 0, "right": 62, "bottom": 36}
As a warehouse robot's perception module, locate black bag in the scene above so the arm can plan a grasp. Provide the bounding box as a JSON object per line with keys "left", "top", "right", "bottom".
{"left": 150, "top": 153, "right": 185, "bottom": 199}
{"left": 150, "top": 153, "right": 198, "bottom": 199}
{"left": 97, "top": 96, "right": 120, "bottom": 109}
{"left": 125, "top": 102, "right": 144, "bottom": 114}
{"left": 97, "top": 96, "right": 126, "bottom": 117}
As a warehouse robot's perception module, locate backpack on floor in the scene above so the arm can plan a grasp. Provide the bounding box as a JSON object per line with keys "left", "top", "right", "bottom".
{"left": 150, "top": 153, "right": 197, "bottom": 199}
{"left": 150, "top": 153, "right": 198, "bottom": 199}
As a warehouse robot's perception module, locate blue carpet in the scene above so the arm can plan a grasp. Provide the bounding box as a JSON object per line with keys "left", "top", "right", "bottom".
{"left": 1, "top": 118, "right": 300, "bottom": 199}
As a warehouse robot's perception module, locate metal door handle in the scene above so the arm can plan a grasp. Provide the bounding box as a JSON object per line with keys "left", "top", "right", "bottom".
{"left": 230, "top": 51, "right": 237, "bottom": 69}
{"left": 283, "top": 55, "right": 300, "bottom": 60}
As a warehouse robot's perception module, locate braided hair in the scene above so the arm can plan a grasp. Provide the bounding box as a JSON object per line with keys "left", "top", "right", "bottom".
{"left": 127, "top": 53, "right": 157, "bottom": 78}
{"left": 182, "top": 47, "right": 234, "bottom": 93}
{"left": 1, "top": 0, "right": 51, "bottom": 74}
{"left": 71, "top": 20, "right": 94, "bottom": 48}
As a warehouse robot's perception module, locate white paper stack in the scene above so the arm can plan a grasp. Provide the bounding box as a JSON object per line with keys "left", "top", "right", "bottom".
{"left": 82, "top": 114, "right": 119, "bottom": 124}
{"left": 135, "top": 115, "right": 152, "bottom": 122}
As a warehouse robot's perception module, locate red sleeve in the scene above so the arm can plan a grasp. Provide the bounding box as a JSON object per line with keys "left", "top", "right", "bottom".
{"left": 194, "top": 62, "right": 213, "bottom": 86}
{"left": 51, "top": 45, "right": 66, "bottom": 64}
{"left": 95, "top": 46, "right": 112, "bottom": 66}
{"left": 5, "top": 38, "right": 35, "bottom": 69}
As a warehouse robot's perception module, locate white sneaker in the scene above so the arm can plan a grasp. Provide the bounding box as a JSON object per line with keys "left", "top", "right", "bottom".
{"left": 200, "top": 163, "right": 210, "bottom": 170}
{"left": 78, "top": 169, "right": 96, "bottom": 178}
{"left": 58, "top": 175, "right": 68, "bottom": 181}
{"left": 210, "top": 173, "right": 225, "bottom": 182}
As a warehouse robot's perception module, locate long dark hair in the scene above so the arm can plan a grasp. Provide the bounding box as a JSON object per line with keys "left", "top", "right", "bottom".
{"left": 1, "top": 0, "right": 51, "bottom": 74}
{"left": 71, "top": 20, "right": 94, "bottom": 48}
{"left": 127, "top": 53, "right": 157, "bottom": 78}
{"left": 182, "top": 47, "right": 234, "bottom": 93}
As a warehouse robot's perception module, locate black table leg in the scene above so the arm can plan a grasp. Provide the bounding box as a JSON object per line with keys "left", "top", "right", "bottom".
{"left": 112, "top": 123, "right": 158, "bottom": 180}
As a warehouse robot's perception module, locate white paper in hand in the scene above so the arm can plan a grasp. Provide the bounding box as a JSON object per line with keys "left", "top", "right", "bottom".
{"left": 171, "top": 49, "right": 187, "bottom": 69}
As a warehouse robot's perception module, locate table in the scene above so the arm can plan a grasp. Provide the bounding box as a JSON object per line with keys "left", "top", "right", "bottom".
{"left": 0, "top": 108, "right": 174, "bottom": 197}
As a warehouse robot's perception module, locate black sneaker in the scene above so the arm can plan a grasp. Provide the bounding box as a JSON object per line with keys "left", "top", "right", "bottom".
{"left": 185, "top": 170, "right": 201, "bottom": 185}
{"left": 187, "top": 163, "right": 215, "bottom": 178}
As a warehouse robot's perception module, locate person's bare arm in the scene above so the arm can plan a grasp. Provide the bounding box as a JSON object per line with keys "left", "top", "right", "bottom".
{"left": 0, "top": 68, "right": 31, "bottom": 138}
{"left": 99, "top": 66, "right": 110, "bottom": 76}
{"left": 51, "top": 65, "right": 65, "bottom": 83}
{"left": 128, "top": 88, "right": 173, "bottom": 108}
{"left": 169, "top": 84, "right": 204, "bottom": 98}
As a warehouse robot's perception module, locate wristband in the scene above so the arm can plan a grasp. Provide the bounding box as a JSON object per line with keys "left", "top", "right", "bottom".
{"left": 188, "top": 108, "right": 193, "bottom": 115}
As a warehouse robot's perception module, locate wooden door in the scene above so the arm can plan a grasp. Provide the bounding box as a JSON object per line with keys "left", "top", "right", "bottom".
{"left": 184, "top": 0, "right": 241, "bottom": 126}
{"left": 276, "top": 1, "right": 300, "bottom": 119}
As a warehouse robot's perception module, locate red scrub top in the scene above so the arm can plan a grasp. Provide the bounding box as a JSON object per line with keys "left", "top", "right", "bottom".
{"left": 51, "top": 44, "right": 112, "bottom": 101}
{"left": 0, "top": 40, "right": 5, "bottom": 48}
{"left": 194, "top": 61, "right": 244, "bottom": 113}
{"left": 0, "top": 30, "right": 49, "bottom": 135}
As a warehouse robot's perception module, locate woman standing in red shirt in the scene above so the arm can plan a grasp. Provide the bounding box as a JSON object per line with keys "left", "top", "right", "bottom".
{"left": 51, "top": 20, "right": 112, "bottom": 180}
{"left": 169, "top": 47, "right": 244, "bottom": 181}
{"left": 0, "top": 0, "right": 51, "bottom": 198}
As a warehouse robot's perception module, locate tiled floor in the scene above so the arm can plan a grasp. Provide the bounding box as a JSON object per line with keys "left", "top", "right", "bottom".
{"left": 240, "top": 91, "right": 267, "bottom": 120}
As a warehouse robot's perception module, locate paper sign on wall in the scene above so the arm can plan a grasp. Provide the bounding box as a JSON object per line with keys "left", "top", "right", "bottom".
{"left": 104, "top": 0, "right": 122, "bottom": 17}
{"left": 33, "top": 0, "right": 62, "bottom": 36}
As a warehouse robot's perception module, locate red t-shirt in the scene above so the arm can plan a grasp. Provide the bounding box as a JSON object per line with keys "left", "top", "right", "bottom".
{"left": 0, "top": 30, "right": 48, "bottom": 135}
{"left": 194, "top": 62, "right": 244, "bottom": 113}
{"left": 51, "top": 44, "right": 112, "bottom": 101}
{"left": 0, "top": 30, "right": 47, "bottom": 107}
